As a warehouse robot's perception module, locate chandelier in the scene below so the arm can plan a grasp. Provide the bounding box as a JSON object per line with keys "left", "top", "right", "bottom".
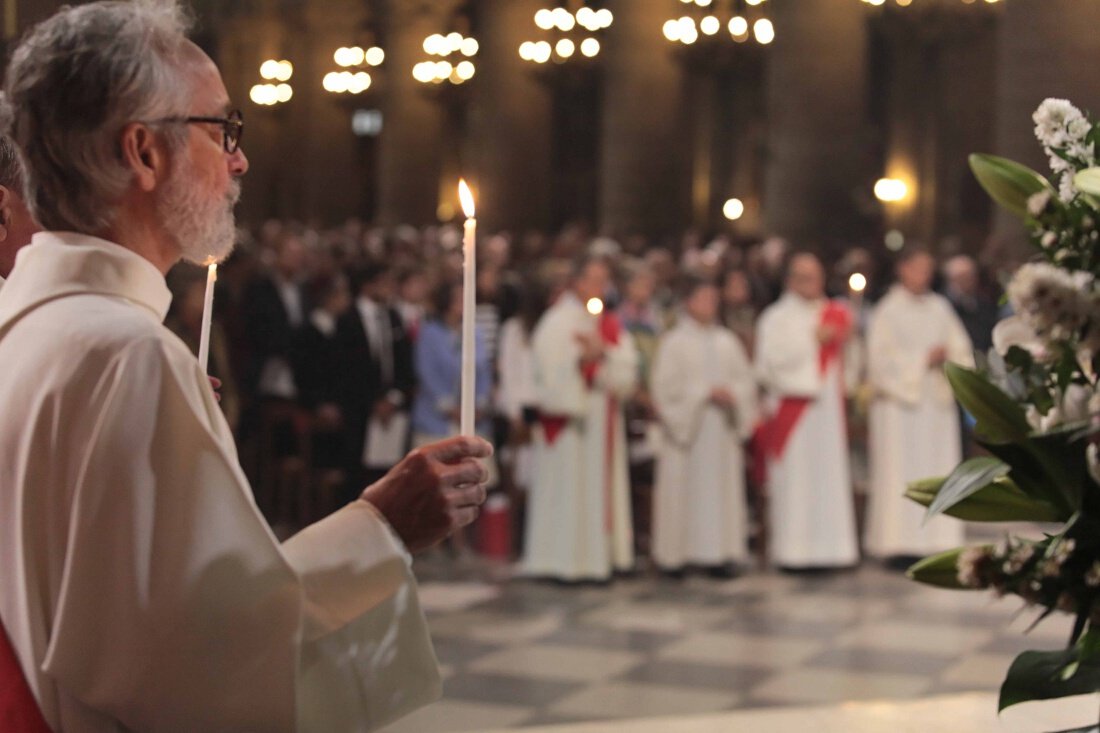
{"left": 663, "top": 0, "right": 774, "bottom": 47}
{"left": 519, "top": 3, "right": 613, "bottom": 66}
{"left": 323, "top": 44, "right": 385, "bottom": 95}
{"left": 250, "top": 59, "right": 293, "bottom": 106}
{"left": 860, "top": 0, "right": 1000, "bottom": 6}
{"left": 413, "top": 31, "right": 479, "bottom": 86}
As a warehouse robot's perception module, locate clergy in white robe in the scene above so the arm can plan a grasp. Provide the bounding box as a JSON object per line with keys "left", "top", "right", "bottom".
{"left": 865, "top": 248, "right": 973, "bottom": 558}
{"left": 523, "top": 256, "right": 638, "bottom": 581}
{"left": 755, "top": 253, "right": 860, "bottom": 569}
{"left": 0, "top": 6, "right": 489, "bottom": 729}
{"left": 651, "top": 278, "right": 758, "bottom": 571}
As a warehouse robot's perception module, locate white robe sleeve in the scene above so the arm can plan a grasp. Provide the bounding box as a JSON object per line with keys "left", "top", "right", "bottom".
{"left": 724, "top": 332, "right": 759, "bottom": 440}
{"left": 595, "top": 329, "right": 639, "bottom": 400}
{"left": 651, "top": 329, "right": 710, "bottom": 447}
{"left": 532, "top": 310, "right": 588, "bottom": 417}
{"left": 867, "top": 302, "right": 927, "bottom": 406}
{"left": 43, "top": 337, "right": 437, "bottom": 733}
{"left": 755, "top": 306, "right": 821, "bottom": 397}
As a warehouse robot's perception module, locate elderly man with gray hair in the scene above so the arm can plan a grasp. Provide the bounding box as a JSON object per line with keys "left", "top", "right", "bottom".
{"left": 0, "top": 2, "right": 491, "bottom": 731}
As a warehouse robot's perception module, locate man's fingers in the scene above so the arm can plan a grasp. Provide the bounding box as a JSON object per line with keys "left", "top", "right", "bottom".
{"left": 450, "top": 505, "right": 480, "bottom": 529}
{"left": 439, "top": 457, "right": 489, "bottom": 488}
{"left": 445, "top": 483, "right": 487, "bottom": 509}
{"left": 424, "top": 435, "right": 493, "bottom": 463}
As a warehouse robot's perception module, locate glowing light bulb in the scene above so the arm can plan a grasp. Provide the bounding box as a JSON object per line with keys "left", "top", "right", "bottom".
{"left": 580, "top": 38, "right": 600, "bottom": 57}
{"left": 848, "top": 273, "right": 867, "bottom": 293}
{"left": 722, "top": 198, "right": 745, "bottom": 221}
{"left": 586, "top": 298, "right": 604, "bottom": 316}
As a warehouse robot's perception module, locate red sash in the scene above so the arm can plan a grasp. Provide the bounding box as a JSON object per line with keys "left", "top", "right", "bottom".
{"left": 756, "top": 301, "right": 851, "bottom": 464}
{"left": 0, "top": 623, "right": 51, "bottom": 732}
{"left": 538, "top": 311, "right": 623, "bottom": 534}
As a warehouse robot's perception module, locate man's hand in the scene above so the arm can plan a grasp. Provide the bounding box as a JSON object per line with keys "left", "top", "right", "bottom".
{"left": 373, "top": 398, "right": 396, "bottom": 427}
{"left": 816, "top": 323, "right": 837, "bottom": 345}
{"left": 575, "top": 331, "right": 606, "bottom": 364}
{"left": 709, "top": 387, "right": 736, "bottom": 408}
{"left": 360, "top": 436, "right": 493, "bottom": 553}
{"left": 927, "top": 345, "right": 948, "bottom": 367}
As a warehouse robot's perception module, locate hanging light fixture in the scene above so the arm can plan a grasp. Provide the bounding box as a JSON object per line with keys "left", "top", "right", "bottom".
{"left": 860, "top": 0, "right": 1001, "bottom": 7}
{"left": 520, "top": 2, "right": 612, "bottom": 67}
{"left": 663, "top": 0, "right": 774, "bottom": 49}
{"left": 413, "top": 30, "right": 479, "bottom": 86}
{"left": 323, "top": 42, "right": 385, "bottom": 96}
{"left": 250, "top": 59, "right": 294, "bottom": 106}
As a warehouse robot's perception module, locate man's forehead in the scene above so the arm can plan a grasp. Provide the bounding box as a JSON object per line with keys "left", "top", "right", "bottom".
{"left": 182, "top": 42, "right": 231, "bottom": 113}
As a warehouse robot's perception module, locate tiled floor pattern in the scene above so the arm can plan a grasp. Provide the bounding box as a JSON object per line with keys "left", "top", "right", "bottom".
{"left": 380, "top": 558, "right": 1078, "bottom": 732}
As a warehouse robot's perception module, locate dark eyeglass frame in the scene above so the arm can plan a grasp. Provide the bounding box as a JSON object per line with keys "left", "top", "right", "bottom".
{"left": 149, "top": 109, "right": 244, "bottom": 153}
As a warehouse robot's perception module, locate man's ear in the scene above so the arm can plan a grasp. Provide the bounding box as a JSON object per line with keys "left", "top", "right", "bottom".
{"left": 119, "top": 122, "right": 167, "bottom": 193}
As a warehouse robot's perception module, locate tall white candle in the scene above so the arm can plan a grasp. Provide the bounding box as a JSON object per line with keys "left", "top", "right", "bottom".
{"left": 458, "top": 179, "right": 477, "bottom": 436}
{"left": 198, "top": 261, "right": 217, "bottom": 373}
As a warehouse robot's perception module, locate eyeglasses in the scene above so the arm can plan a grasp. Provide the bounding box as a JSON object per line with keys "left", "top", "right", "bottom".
{"left": 150, "top": 109, "right": 244, "bottom": 153}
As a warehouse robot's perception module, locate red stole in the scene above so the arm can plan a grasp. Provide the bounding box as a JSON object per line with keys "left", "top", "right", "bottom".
{"left": 0, "top": 623, "right": 51, "bottom": 732}
{"left": 756, "top": 300, "right": 850, "bottom": 465}
{"left": 538, "top": 311, "right": 623, "bottom": 534}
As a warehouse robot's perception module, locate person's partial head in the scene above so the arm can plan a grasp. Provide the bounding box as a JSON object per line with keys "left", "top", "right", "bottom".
{"left": 784, "top": 252, "right": 825, "bottom": 300}
{"left": 352, "top": 262, "right": 396, "bottom": 304}
{"left": 622, "top": 261, "right": 656, "bottom": 307}
{"left": 722, "top": 268, "right": 751, "bottom": 308}
{"left": 4, "top": 0, "right": 248, "bottom": 268}
{"left": 0, "top": 127, "right": 38, "bottom": 277}
{"left": 398, "top": 267, "right": 430, "bottom": 305}
{"left": 680, "top": 275, "right": 720, "bottom": 325}
{"left": 310, "top": 273, "right": 350, "bottom": 317}
{"left": 895, "top": 246, "right": 935, "bottom": 295}
{"left": 274, "top": 232, "right": 305, "bottom": 280}
{"left": 430, "top": 279, "right": 462, "bottom": 325}
{"left": 943, "top": 254, "right": 979, "bottom": 296}
{"left": 571, "top": 254, "right": 613, "bottom": 304}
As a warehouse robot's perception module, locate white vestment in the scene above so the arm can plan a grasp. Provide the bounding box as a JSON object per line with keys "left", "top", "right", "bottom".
{"left": 755, "top": 293, "right": 859, "bottom": 568}
{"left": 651, "top": 318, "right": 757, "bottom": 568}
{"left": 0, "top": 233, "right": 439, "bottom": 733}
{"left": 495, "top": 317, "right": 537, "bottom": 487}
{"left": 523, "top": 293, "right": 637, "bottom": 581}
{"left": 865, "top": 286, "right": 974, "bottom": 557}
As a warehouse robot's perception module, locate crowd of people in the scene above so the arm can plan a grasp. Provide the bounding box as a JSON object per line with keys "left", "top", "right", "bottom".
{"left": 182, "top": 217, "right": 1010, "bottom": 580}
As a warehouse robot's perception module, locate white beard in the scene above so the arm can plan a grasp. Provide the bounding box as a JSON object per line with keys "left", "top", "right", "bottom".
{"left": 159, "top": 149, "right": 241, "bottom": 266}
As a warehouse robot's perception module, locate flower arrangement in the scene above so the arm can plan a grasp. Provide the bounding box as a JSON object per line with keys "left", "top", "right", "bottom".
{"left": 906, "top": 98, "right": 1100, "bottom": 724}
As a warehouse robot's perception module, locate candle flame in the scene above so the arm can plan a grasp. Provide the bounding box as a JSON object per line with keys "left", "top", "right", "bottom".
{"left": 848, "top": 272, "right": 867, "bottom": 293}
{"left": 204, "top": 256, "right": 218, "bottom": 268}
{"left": 586, "top": 297, "right": 604, "bottom": 316}
{"left": 458, "top": 178, "right": 476, "bottom": 219}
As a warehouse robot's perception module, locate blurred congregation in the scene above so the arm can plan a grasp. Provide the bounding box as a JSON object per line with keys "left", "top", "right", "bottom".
{"left": 171, "top": 217, "right": 1004, "bottom": 579}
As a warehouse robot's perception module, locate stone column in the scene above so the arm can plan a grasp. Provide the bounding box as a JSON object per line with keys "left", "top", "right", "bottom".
{"left": 598, "top": 0, "right": 689, "bottom": 240}
{"left": 467, "top": 0, "right": 553, "bottom": 234}
{"left": 376, "top": 0, "right": 451, "bottom": 227}
{"left": 763, "top": 0, "right": 871, "bottom": 251}
{"left": 993, "top": 0, "right": 1100, "bottom": 251}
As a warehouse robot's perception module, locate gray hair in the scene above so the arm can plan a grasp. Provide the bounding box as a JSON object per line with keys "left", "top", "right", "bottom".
{"left": 2, "top": 0, "right": 195, "bottom": 233}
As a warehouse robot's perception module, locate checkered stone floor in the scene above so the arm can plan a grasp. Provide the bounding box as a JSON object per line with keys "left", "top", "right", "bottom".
{"left": 379, "top": 557, "right": 1076, "bottom": 732}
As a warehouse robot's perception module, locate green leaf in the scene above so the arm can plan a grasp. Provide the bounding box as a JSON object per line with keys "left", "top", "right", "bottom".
{"left": 1000, "top": 630, "right": 1100, "bottom": 711}
{"left": 1076, "top": 167, "right": 1100, "bottom": 197}
{"left": 926, "top": 457, "right": 1011, "bottom": 519}
{"left": 906, "top": 474, "right": 1067, "bottom": 523}
{"left": 970, "top": 153, "right": 1056, "bottom": 219}
{"left": 906, "top": 548, "right": 971, "bottom": 590}
{"left": 946, "top": 363, "right": 1032, "bottom": 443}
